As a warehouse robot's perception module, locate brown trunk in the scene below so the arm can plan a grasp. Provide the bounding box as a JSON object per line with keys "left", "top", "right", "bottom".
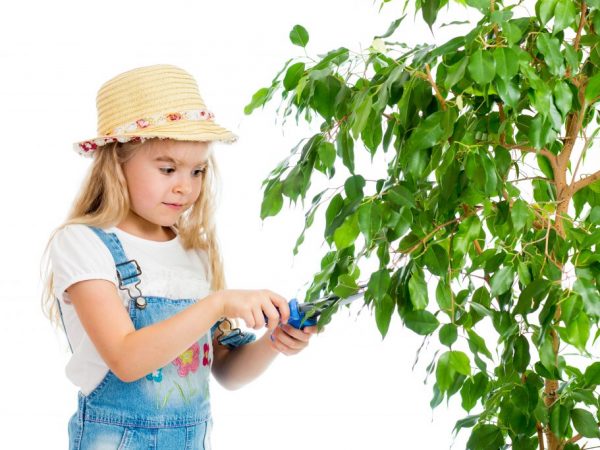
{"left": 542, "top": 329, "right": 562, "bottom": 450}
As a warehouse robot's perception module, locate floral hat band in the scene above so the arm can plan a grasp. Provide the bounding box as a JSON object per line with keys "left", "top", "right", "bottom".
{"left": 74, "top": 64, "right": 238, "bottom": 157}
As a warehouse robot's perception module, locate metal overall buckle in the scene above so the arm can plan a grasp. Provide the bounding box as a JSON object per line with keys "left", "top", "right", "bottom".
{"left": 116, "top": 259, "right": 146, "bottom": 309}
{"left": 214, "top": 318, "right": 243, "bottom": 345}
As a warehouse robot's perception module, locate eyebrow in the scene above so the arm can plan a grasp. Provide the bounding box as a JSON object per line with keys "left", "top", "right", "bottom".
{"left": 154, "top": 156, "right": 208, "bottom": 166}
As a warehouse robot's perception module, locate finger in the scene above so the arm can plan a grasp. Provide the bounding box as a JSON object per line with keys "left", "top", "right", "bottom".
{"left": 276, "top": 325, "right": 305, "bottom": 350}
{"left": 269, "top": 291, "right": 290, "bottom": 324}
{"left": 269, "top": 336, "right": 290, "bottom": 355}
{"left": 262, "top": 302, "right": 281, "bottom": 332}
{"left": 303, "top": 325, "right": 319, "bottom": 335}
{"left": 242, "top": 312, "right": 255, "bottom": 329}
{"left": 251, "top": 307, "right": 265, "bottom": 330}
{"left": 281, "top": 324, "right": 311, "bottom": 342}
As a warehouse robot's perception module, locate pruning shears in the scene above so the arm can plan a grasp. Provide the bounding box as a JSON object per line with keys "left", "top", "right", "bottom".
{"left": 266, "top": 282, "right": 369, "bottom": 330}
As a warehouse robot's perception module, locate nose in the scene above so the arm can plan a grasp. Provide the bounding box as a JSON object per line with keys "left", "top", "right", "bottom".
{"left": 174, "top": 175, "right": 192, "bottom": 195}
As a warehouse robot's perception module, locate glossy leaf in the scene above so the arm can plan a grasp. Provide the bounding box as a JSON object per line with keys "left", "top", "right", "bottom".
{"left": 290, "top": 25, "right": 309, "bottom": 47}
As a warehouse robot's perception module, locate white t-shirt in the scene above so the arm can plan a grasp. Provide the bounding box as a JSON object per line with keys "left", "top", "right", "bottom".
{"left": 49, "top": 224, "right": 213, "bottom": 395}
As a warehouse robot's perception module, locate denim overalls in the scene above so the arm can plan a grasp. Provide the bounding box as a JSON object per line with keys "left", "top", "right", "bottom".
{"left": 63, "top": 227, "right": 254, "bottom": 450}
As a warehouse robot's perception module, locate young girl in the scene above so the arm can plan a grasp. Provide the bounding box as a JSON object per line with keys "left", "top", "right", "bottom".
{"left": 41, "top": 64, "right": 319, "bottom": 450}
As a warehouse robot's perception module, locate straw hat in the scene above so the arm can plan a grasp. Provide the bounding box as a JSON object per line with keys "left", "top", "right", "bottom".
{"left": 73, "top": 64, "right": 237, "bottom": 157}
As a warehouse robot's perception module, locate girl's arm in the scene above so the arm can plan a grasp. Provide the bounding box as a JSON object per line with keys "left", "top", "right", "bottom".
{"left": 211, "top": 324, "right": 318, "bottom": 390}
{"left": 211, "top": 332, "right": 279, "bottom": 390}
{"left": 68, "top": 278, "right": 223, "bottom": 382}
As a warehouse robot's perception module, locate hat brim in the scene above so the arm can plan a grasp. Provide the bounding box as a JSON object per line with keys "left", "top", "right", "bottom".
{"left": 74, "top": 120, "right": 237, "bottom": 157}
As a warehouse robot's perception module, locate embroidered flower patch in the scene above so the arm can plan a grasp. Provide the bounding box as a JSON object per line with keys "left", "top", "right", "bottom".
{"left": 202, "top": 342, "right": 211, "bottom": 367}
{"left": 172, "top": 341, "right": 200, "bottom": 377}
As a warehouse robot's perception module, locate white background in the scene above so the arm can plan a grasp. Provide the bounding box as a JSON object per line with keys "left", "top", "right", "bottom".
{"left": 0, "top": 1, "right": 492, "bottom": 449}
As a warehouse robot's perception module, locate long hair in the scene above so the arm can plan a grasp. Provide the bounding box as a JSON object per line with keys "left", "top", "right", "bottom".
{"left": 40, "top": 138, "right": 230, "bottom": 332}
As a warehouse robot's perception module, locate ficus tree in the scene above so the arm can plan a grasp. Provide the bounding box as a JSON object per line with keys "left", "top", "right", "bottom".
{"left": 245, "top": 0, "right": 600, "bottom": 448}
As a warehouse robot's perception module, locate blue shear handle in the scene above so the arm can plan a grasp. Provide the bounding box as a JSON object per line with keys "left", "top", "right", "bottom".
{"left": 288, "top": 298, "right": 318, "bottom": 329}
{"left": 263, "top": 299, "right": 318, "bottom": 330}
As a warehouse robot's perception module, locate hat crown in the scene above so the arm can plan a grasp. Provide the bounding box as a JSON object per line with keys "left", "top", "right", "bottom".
{"left": 96, "top": 64, "right": 206, "bottom": 136}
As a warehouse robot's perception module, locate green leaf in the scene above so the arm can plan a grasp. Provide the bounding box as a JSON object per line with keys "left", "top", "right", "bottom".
{"left": 317, "top": 141, "right": 336, "bottom": 170}
{"left": 511, "top": 199, "right": 532, "bottom": 233}
{"left": 571, "top": 409, "right": 600, "bottom": 438}
{"left": 491, "top": 266, "right": 514, "bottom": 297}
{"left": 333, "top": 274, "right": 358, "bottom": 298}
{"left": 439, "top": 323, "right": 458, "bottom": 346}
{"left": 467, "top": 329, "right": 493, "bottom": 359}
{"left": 436, "top": 351, "right": 454, "bottom": 392}
{"left": 450, "top": 351, "right": 471, "bottom": 375}
{"left": 375, "top": 293, "right": 395, "bottom": 338}
{"left": 375, "top": 16, "right": 406, "bottom": 39}
{"left": 550, "top": 404, "right": 571, "bottom": 438}
{"left": 436, "top": 280, "right": 453, "bottom": 313}
{"left": 351, "top": 93, "right": 373, "bottom": 139}
{"left": 584, "top": 362, "right": 600, "bottom": 387}
{"left": 423, "top": 244, "right": 449, "bottom": 276}
{"left": 344, "top": 175, "right": 366, "bottom": 200}
{"left": 283, "top": 62, "right": 305, "bottom": 91}
{"left": 552, "top": 0, "right": 577, "bottom": 35}
{"left": 513, "top": 335, "right": 531, "bottom": 372}
{"left": 244, "top": 87, "right": 271, "bottom": 115}
{"left": 529, "top": 114, "right": 553, "bottom": 149}
{"left": 454, "top": 215, "right": 482, "bottom": 256}
{"left": 574, "top": 278, "right": 600, "bottom": 317}
{"left": 466, "top": 424, "right": 504, "bottom": 450}
{"left": 408, "top": 268, "right": 429, "bottom": 310}
{"left": 536, "top": 33, "right": 565, "bottom": 76}
{"left": 260, "top": 181, "right": 283, "bottom": 219}
{"left": 493, "top": 47, "right": 519, "bottom": 80}
{"left": 289, "top": 25, "right": 309, "bottom": 47}
{"left": 422, "top": 0, "right": 441, "bottom": 29}
{"left": 563, "top": 312, "right": 590, "bottom": 352}
{"left": 553, "top": 81, "right": 573, "bottom": 116}
{"left": 461, "top": 373, "right": 488, "bottom": 411}
{"left": 333, "top": 214, "right": 360, "bottom": 250}
{"left": 536, "top": 0, "right": 558, "bottom": 26}
{"left": 336, "top": 127, "right": 355, "bottom": 174}
{"left": 585, "top": 72, "right": 600, "bottom": 103}
{"left": 368, "top": 269, "right": 391, "bottom": 303}
{"left": 514, "top": 278, "right": 551, "bottom": 315}
{"left": 404, "top": 309, "right": 440, "bottom": 335}
{"left": 357, "top": 202, "right": 383, "bottom": 244}
{"left": 468, "top": 50, "right": 496, "bottom": 85}
{"left": 444, "top": 56, "right": 468, "bottom": 89}
{"left": 495, "top": 77, "right": 520, "bottom": 109}
{"left": 405, "top": 111, "right": 449, "bottom": 153}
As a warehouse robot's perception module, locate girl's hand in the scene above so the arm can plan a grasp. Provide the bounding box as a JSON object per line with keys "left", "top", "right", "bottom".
{"left": 268, "top": 324, "right": 321, "bottom": 356}
{"left": 217, "top": 289, "right": 290, "bottom": 333}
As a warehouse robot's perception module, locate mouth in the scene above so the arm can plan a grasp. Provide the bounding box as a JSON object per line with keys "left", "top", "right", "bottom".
{"left": 163, "top": 202, "right": 184, "bottom": 209}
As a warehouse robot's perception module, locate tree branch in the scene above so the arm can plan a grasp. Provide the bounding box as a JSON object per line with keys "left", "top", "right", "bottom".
{"left": 575, "top": 1, "right": 587, "bottom": 52}
{"left": 425, "top": 63, "right": 447, "bottom": 111}
{"left": 572, "top": 168, "right": 600, "bottom": 193}
{"left": 505, "top": 144, "right": 560, "bottom": 181}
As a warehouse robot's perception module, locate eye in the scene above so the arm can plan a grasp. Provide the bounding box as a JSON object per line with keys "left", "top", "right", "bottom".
{"left": 193, "top": 168, "right": 207, "bottom": 177}
{"left": 160, "top": 167, "right": 175, "bottom": 174}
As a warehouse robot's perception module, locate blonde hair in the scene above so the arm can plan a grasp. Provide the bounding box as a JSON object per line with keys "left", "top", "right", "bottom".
{"left": 40, "top": 138, "right": 231, "bottom": 332}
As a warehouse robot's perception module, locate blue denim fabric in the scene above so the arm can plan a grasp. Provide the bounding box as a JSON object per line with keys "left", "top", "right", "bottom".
{"left": 67, "top": 227, "right": 215, "bottom": 449}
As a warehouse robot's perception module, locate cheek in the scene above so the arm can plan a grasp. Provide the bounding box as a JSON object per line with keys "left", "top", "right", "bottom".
{"left": 127, "top": 173, "right": 161, "bottom": 209}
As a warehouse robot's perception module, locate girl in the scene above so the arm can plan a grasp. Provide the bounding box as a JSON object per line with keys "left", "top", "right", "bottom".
{"left": 41, "top": 64, "right": 319, "bottom": 450}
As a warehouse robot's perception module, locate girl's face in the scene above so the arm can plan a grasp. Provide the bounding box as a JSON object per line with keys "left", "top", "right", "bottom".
{"left": 119, "top": 139, "right": 211, "bottom": 239}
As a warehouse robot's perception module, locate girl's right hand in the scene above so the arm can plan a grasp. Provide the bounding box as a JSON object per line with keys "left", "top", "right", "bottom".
{"left": 215, "top": 289, "right": 290, "bottom": 332}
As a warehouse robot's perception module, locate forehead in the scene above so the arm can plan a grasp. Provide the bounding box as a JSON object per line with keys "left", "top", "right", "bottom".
{"left": 142, "top": 139, "right": 212, "bottom": 164}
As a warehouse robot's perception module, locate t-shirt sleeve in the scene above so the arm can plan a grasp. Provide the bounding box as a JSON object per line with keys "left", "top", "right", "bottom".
{"left": 49, "top": 224, "right": 118, "bottom": 303}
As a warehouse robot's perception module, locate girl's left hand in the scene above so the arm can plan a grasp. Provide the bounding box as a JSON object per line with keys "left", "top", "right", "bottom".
{"left": 268, "top": 323, "right": 320, "bottom": 356}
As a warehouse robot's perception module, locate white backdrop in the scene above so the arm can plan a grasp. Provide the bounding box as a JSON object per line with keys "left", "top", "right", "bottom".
{"left": 0, "top": 1, "right": 482, "bottom": 448}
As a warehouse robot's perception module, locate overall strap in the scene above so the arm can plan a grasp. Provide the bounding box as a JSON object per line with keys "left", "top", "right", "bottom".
{"left": 88, "top": 226, "right": 146, "bottom": 309}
